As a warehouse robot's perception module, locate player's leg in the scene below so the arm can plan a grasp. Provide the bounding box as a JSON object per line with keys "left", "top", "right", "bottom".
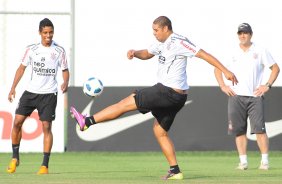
{"left": 153, "top": 120, "right": 183, "bottom": 180}
{"left": 153, "top": 120, "right": 177, "bottom": 165}
{"left": 256, "top": 133, "right": 269, "bottom": 170}
{"left": 256, "top": 133, "right": 269, "bottom": 153}
{"left": 235, "top": 134, "right": 248, "bottom": 155}
{"left": 70, "top": 93, "right": 137, "bottom": 130}
{"left": 7, "top": 114, "right": 26, "bottom": 173}
{"left": 94, "top": 93, "right": 137, "bottom": 122}
{"left": 37, "top": 93, "right": 56, "bottom": 174}
{"left": 37, "top": 121, "right": 53, "bottom": 174}
{"left": 228, "top": 96, "right": 248, "bottom": 170}
{"left": 249, "top": 97, "right": 269, "bottom": 170}
{"left": 235, "top": 134, "right": 248, "bottom": 169}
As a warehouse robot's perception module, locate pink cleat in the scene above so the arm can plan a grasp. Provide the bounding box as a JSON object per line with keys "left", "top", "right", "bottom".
{"left": 70, "top": 106, "right": 88, "bottom": 131}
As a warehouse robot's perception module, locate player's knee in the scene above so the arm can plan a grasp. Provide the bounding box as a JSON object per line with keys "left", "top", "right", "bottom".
{"left": 13, "top": 121, "right": 24, "bottom": 130}
{"left": 153, "top": 124, "right": 167, "bottom": 138}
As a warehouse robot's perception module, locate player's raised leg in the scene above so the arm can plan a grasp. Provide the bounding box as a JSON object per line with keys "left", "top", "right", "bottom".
{"left": 70, "top": 94, "right": 137, "bottom": 130}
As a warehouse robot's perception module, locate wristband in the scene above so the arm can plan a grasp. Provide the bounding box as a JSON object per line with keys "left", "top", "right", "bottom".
{"left": 265, "top": 82, "right": 272, "bottom": 89}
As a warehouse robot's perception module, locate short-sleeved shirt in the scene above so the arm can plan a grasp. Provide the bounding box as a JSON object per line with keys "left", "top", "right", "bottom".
{"left": 21, "top": 41, "right": 68, "bottom": 94}
{"left": 148, "top": 33, "right": 200, "bottom": 90}
{"left": 227, "top": 43, "right": 276, "bottom": 96}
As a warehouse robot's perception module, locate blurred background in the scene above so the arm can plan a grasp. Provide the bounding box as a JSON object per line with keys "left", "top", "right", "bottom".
{"left": 0, "top": 0, "right": 281, "bottom": 153}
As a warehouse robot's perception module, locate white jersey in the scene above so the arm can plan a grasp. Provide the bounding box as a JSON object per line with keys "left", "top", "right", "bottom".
{"left": 21, "top": 41, "right": 68, "bottom": 94}
{"left": 148, "top": 33, "right": 200, "bottom": 90}
{"left": 228, "top": 43, "right": 276, "bottom": 96}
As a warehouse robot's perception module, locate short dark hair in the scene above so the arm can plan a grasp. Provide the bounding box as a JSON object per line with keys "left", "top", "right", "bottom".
{"left": 39, "top": 18, "right": 54, "bottom": 32}
{"left": 153, "top": 16, "right": 172, "bottom": 31}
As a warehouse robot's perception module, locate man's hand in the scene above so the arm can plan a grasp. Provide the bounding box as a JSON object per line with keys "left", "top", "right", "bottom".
{"left": 220, "top": 85, "right": 236, "bottom": 96}
{"left": 224, "top": 71, "right": 238, "bottom": 86}
{"left": 8, "top": 89, "right": 16, "bottom": 102}
{"left": 254, "top": 85, "right": 270, "bottom": 97}
{"left": 127, "top": 50, "right": 135, "bottom": 60}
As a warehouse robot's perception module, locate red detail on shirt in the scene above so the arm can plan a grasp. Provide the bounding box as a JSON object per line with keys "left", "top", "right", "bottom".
{"left": 21, "top": 48, "right": 30, "bottom": 62}
{"left": 180, "top": 40, "right": 196, "bottom": 53}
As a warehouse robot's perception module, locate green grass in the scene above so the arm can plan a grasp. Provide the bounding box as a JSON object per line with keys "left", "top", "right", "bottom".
{"left": 0, "top": 151, "right": 281, "bottom": 184}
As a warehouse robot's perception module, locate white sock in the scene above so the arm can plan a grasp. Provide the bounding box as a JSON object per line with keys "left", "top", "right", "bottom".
{"left": 261, "top": 154, "right": 269, "bottom": 164}
{"left": 239, "top": 155, "right": 247, "bottom": 164}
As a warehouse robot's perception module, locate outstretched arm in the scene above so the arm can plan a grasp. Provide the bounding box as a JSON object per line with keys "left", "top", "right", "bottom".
{"left": 196, "top": 49, "right": 238, "bottom": 85}
{"left": 127, "top": 49, "right": 154, "bottom": 60}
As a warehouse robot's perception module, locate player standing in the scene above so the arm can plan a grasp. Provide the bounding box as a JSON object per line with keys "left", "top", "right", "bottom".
{"left": 7, "top": 18, "right": 69, "bottom": 174}
{"left": 214, "top": 23, "right": 280, "bottom": 170}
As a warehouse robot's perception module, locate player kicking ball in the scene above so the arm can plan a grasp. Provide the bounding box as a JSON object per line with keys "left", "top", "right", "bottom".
{"left": 70, "top": 16, "right": 237, "bottom": 180}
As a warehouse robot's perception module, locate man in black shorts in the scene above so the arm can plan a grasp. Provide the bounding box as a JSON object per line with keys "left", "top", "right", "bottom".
{"left": 7, "top": 18, "right": 69, "bottom": 174}
{"left": 70, "top": 16, "right": 237, "bottom": 180}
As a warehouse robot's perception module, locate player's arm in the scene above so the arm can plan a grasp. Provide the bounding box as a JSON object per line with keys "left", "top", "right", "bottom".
{"left": 254, "top": 63, "right": 280, "bottom": 96}
{"left": 214, "top": 67, "right": 236, "bottom": 96}
{"left": 61, "top": 69, "right": 70, "bottom": 93}
{"left": 8, "top": 64, "right": 26, "bottom": 102}
{"left": 127, "top": 49, "right": 154, "bottom": 60}
{"left": 266, "top": 63, "right": 280, "bottom": 87}
{"left": 214, "top": 68, "right": 226, "bottom": 88}
{"left": 196, "top": 49, "right": 238, "bottom": 85}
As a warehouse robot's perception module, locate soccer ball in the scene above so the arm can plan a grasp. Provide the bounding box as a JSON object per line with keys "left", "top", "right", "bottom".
{"left": 83, "top": 77, "right": 104, "bottom": 97}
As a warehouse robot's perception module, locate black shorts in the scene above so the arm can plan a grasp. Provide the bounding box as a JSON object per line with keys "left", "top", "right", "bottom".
{"left": 134, "top": 83, "right": 187, "bottom": 131}
{"left": 16, "top": 91, "right": 58, "bottom": 122}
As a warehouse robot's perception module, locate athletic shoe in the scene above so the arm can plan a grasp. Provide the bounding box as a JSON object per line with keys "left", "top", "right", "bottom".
{"left": 236, "top": 163, "right": 248, "bottom": 170}
{"left": 7, "top": 158, "right": 19, "bottom": 173}
{"left": 70, "top": 106, "right": 88, "bottom": 131}
{"left": 162, "top": 171, "right": 184, "bottom": 180}
{"left": 259, "top": 162, "right": 269, "bottom": 170}
{"left": 37, "top": 166, "right": 49, "bottom": 174}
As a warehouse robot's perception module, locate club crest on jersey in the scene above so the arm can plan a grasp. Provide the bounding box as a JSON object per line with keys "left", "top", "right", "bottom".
{"left": 51, "top": 53, "right": 56, "bottom": 61}
{"left": 167, "top": 41, "right": 173, "bottom": 50}
{"left": 253, "top": 53, "right": 258, "bottom": 59}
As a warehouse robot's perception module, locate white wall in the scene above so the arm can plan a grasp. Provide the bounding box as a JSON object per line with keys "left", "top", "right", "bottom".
{"left": 74, "top": 0, "right": 282, "bottom": 87}
{"left": 1, "top": 0, "right": 281, "bottom": 87}
{"left": 0, "top": 0, "right": 71, "bottom": 87}
{"left": 0, "top": 0, "right": 282, "bottom": 152}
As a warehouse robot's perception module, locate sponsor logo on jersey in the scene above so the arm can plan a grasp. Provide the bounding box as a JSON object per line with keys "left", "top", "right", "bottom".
{"left": 180, "top": 40, "right": 196, "bottom": 53}
{"left": 33, "top": 61, "right": 56, "bottom": 76}
{"left": 158, "top": 56, "right": 166, "bottom": 64}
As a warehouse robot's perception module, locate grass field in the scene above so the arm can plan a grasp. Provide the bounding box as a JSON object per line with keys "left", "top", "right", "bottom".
{"left": 0, "top": 151, "right": 281, "bottom": 184}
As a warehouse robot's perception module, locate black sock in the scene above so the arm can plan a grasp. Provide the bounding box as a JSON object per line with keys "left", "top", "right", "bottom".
{"left": 170, "top": 165, "right": 180, "bottom": 174}
{"left": 42, "top": 152, "right": 51, "bottom": 168}
{"left": 85, "top": 116, "right": 96, "bottom": 127}
{"left": 12, "top": 144, "right": 20, "bottom": 160}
